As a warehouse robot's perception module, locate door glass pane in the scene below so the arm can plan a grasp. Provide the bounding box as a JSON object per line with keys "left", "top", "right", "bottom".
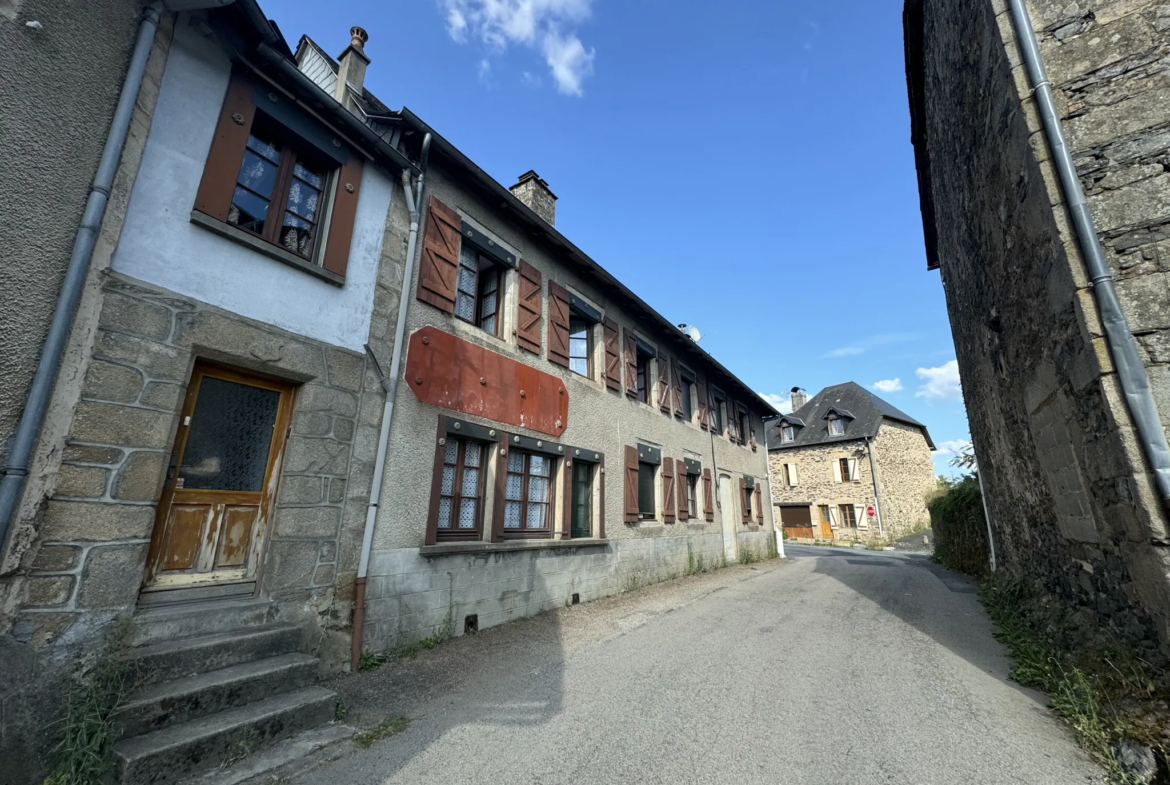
{"left": 180, "top": 377, "right": 280, "bottom": 492}
{"left": 571, "top": 462, "right": 591, "bottom": 537}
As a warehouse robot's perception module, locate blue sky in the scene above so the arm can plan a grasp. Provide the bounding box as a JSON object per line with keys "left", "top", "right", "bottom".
{"left": 270, "top": 0, "right": 971, "bottom": 475}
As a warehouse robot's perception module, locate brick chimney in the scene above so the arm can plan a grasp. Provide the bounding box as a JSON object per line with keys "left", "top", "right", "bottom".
{"left": 790, "top": 387, "right": 808, "bottom": 411}
{"left": 335, "top": 26, "right": 369, "bottom": 109}
{"left": 509, "top": 171, "right": 557, "bottom": 226}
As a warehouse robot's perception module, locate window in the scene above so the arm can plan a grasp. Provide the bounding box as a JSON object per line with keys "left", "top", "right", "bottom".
{"left": 785, "top": 463, "right": 798, "bottom": 487}
{"left": 569, "top": 311, "right": 592, "bottom": 378}
{"left": 687, "top": 473, "right": 698, "bottom": 515}
{"left": 436, "top": 438, "right": 484, "bottom": 540}
{"left": 638, "top": 461, "right": 656, "bottom": 517}
{"left": 455, "top": 244, "right": 502, "bottom": 335}
{"left": 503, "top": 451, "right": 554, "bottom": 537}
{"left": 710, "top": 393, "right": 725, "bottom": 435}
{"left": 570, "top": 461, "right": 593, "bottom": 538}
{"left": 744, "top": 483, "right": 753, "bottom": 520}
{"left": 635, "top": 346, "right": 654, "bottom": 404}
{"left": 780, "top": 425, "right": 795, "bottom": 443}
{"left": 680, "top": 372, "right": 695, "bottom": 421}
{"left": 739, "top": 409, "right": 752, "bottom": 445}
{"left": 839, "top": 503, "right": 857, "bottom": 528}
{"left": 828, "top": 416, "right": 845, "bottom": 436}
{"left": 228, "top": 121, "right": 330, "bottom": 261}
{"left": 839, "top": 458, "right": 852, "bottom": 482}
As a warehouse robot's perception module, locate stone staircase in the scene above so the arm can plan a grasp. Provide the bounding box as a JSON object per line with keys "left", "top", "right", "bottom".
{"left": 113, "top": 601, "right": 338, "bottom": 785}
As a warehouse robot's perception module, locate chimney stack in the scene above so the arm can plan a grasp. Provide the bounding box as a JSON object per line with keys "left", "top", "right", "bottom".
{"left": 335, "top": 26, "right": 370, "bottom": 110}
{"left": 790, "top": 387, "right": 808, "bottom": 411}
{"left": 509, "top": 171, "right": 557, "bottom": 226}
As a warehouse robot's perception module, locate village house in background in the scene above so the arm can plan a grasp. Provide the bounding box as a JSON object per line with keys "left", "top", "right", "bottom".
{"left": 906, "top": 0, "right": 1170, "bottom": 663}
{"left": 0, "top": 2, "right": 776, "bottom": 782}
{"left": 767, "top": 383, "right": 935, "bottom": 542}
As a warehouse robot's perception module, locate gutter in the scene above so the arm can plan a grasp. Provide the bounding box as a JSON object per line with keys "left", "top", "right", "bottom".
{"left": 864, "top": 437, "right": 885, "bottom": 539}
{"left": 1007, "top": 0, "right": 1170, "bottom": 508}
{"left": 0, "top": 1, "right": 172, "bottom": 553}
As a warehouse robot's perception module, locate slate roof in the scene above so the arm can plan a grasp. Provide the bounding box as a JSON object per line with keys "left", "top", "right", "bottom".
{"left": 766, "top": 382, "right": 935, "bottom": 450}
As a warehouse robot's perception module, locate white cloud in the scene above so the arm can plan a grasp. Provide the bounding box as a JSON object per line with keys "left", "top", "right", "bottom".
{"left": 932, "top": 438, "right": 971, "bottom": 457}
{"left": 521, "top": 70, "right": 543, "bottom": 87}
{"left": 819, "top": 333, "right": 918, "bottom": 360}
{"left": 872, "top": 378, "right": 903, "bottom": 393}
{"left": 477, "top": 58, "right": 493, "bottom": 85}
{"left": 822, "top": 346, "right": 864, "bottom": 358}
{"left": 758, "top": 392, "right": 793, "bottom": 414}
{"left": 916, "top": 360, "right": 962, "bottom": 401}
{"left": 440, "top": 0, "right": 596, "bottom": 95}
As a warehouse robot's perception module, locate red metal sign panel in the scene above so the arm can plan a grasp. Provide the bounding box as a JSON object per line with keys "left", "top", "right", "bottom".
{"left": 404, "top": 326, "right": 569, "bottom": 437}
{"left": 866, "top": 505, "right": 876, "bottom": 517}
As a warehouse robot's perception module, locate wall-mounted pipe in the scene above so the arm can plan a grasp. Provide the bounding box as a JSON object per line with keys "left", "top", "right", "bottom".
{"left": 864, "top": 437, "right": 885, "bottom": 539}
{"left": 0, "top": 1, "right": 169, "bottom": 556}
{"left": 351, "top": 134, "right": 431, "bottom": 671}
{"left": 1007, "top": 0, "right": 1170, "bottom": 508}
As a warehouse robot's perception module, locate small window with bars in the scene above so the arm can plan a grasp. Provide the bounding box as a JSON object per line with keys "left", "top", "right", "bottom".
{"left": 435, "top": 438, "right": 484, "bottom": 540}
{"left": 503, "top": 450, "right": 554, "bottom": 537}
{"left": 455, "top": 244, "right": 502, "bottom": 336}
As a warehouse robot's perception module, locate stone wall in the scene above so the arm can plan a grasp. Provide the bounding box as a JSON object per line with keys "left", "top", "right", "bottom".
{"left": 912, "top": 0, "right": 1170, "bottom": 660}
{"left": 769, "top": 440, "right": 878, "bottom": 538}
{"left": 871, "top": 421, "right": 935, "bottom": 536}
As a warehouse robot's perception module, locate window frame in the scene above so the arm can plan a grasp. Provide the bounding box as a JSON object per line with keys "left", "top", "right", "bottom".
{"left": 434, "top": 437, "right": 486, "bottom": 542}
{"left": 570, "top": 459, "right": 594, "bottom": 538}
{"left": 686, "top": 472, "right": 698, "bottom": 516}
{"left": 839, "top": 503, "right": 857, "bottom": 528}
{"left": 568, "top": 308, "right": 594, "bottom": 379}
{"left": 454, "top": 245, "right": 504, "bottom": 337}
{"left": 828, "top": 416, "right": 845, "bottom": 436}
{"left": 743, "top": 481, "right": 753, "bottom": 520}
{"left": 839, "top": 457, "right": 852, "bottom": 482}
{"left": 501, "top": 449, "right": 556, "bottom": 539}
{"left": 637, "top": 461, "right": 657, "bottom": 518}
{"left": 679, "top": 370, "right": 695, "bottom": 422}
{"left": 635, "top": 346, "right": 654, "bottom": 404}
{"left": 780, "top": 425, "right": 795, "bottom": 443}
{"left": 710, "top": 392, "right": 725, "bottom": 435}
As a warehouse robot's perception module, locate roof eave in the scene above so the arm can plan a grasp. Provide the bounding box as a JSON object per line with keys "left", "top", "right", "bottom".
{"left": 903, "top": 0, "right": 941, "bottom": 272}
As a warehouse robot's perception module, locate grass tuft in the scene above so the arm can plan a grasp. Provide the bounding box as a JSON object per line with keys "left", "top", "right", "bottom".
{"left": 353, "top": 716, "right": 409, "bottom": 748}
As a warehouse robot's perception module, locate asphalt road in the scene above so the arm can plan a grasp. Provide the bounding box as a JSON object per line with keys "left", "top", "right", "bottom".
{"left": 285, "top": 545, "right": 1102, "bottom": 785}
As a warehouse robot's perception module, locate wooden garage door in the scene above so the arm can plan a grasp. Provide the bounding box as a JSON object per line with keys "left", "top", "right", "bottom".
{"left": 779, "top": 504, "right": 815, "bottom": 539}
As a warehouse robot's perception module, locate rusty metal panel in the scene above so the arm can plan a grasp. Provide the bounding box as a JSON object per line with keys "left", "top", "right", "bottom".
{"left": 405, "top": 326, "right": 569, "bottom": 437}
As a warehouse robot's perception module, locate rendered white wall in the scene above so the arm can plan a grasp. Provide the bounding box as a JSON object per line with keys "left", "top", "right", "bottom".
{"left": 112, "top": 18, "right": 389, "bottom": 352}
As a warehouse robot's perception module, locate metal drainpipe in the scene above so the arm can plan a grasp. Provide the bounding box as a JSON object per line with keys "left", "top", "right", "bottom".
{"left": 0, "top": 1, "right": 171, "bottom": 554}
{"left": 350, "top": 134, "right": 431, "bottom": 671}
{"left": 1008, "top": 0, "right": 1170, "bottom": 507}
{"left": 864, "top": 437, "right": 884, "bottom": 539}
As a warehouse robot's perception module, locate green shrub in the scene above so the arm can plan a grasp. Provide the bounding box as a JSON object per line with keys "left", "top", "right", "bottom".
{"left": 927, "top": 476, "right": 989, "bottom": 576}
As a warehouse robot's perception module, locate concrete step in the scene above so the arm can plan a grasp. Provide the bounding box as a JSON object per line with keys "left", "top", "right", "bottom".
{"left": 117, "top": 654, "right": 321, "bottom": 739}
{"left": 125, "top": 625, "right": 303, "bottom": 686}
{"left": 131, "top": 598, "right": 274, "bottom": 646}
{"left": 114, "top": 686, "right": 337, "bottom": 785}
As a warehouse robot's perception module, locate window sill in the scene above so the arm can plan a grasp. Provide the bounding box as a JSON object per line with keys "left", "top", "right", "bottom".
{"left": 420, "top": 538, "right": 609, "bottom": 557}
{"left": 190, "top": 210, "right": 345, "bottom": 287}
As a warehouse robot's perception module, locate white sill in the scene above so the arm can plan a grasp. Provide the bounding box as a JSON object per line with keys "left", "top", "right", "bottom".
{"left": 190, "top": 210, "right": 345, "bottom": 287}
{"left": 419, "top": 538, "right": 609, "bottom": 557}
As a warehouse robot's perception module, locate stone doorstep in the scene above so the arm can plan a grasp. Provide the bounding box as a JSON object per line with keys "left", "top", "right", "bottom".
{"left": 125, "top": 625, "right": 303, "bottom": 686}
{"left": 176, "top": 724, "right": 354, "bottom": 785}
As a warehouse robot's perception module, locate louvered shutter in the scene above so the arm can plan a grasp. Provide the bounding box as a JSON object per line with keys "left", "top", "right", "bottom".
{"left": 739, "top": 478, "right": 749, "bottom": 523}
{"left": 547, "top": 280, "right": 571, "bottom": 367}
{"left": 321, "top": 155, "right": 363, "bottom": 278}
{"left": 603, "top": 318, "right": 621, "bottom": 390}
{"left": 754, "top": 484, "right": 763, "bottom": 523}
{"left": 697, "top": 381, "right": 709, "bottom": 430}
{"left": 702, "top": 469, "right": 714, "bottom": 521}
{"left": 829, "top": 506, "right": 840, "bottom": 528}
{"left": 848, "top": 458, "right": 860, "bottom": 482}
{"left": 623, "top": 330, "right": 638, "bottom": 397}
{"left": 623, "top": 445, "right": 639, "bottom": 523}
{"left": 194, "top": 73, "right": 257, "bottom": 222}
{"left": 727, "top": 403, "right": 741, "bottom": 443}
{"left": 671, "top": 363, "right": 683, "bottom": 415}
{"left": 856, "top": 504, "right": 868, "bottom": 530}
{"left": 676, "top": 459, "right": 689, "bottom": 521}
{"left": 662, "top": 458, "right": 676, "bottom": 523}
{"left": 516, "top": 260, "right": 543, "bottom": 354}
{"left": 657, "top": 356, "right": 671, "bottom": 413}
{"left": 418, "top": 196, "right": 461, "bottom": 313}
{"left": 833, "top": 459, "right": 843, "bottom": 483}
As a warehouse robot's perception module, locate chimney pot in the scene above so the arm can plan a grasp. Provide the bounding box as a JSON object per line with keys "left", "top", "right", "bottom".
{"left": 350, "top": 26, "right": 368, "bottom": 50}
{"left": 509, "top": 170, "right": 557, "bottom": 226}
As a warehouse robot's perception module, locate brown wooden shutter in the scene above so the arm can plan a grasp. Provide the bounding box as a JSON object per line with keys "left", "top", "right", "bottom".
{"left": 623, "top": 330, "right": 638, "bottom": 397}
{"left": 728, "top": 402, "right": 742, "bottom": 443}
{"left": 194, "top": 73, "right": 256, "bottom": 222}
{"left": 561, "top": 457, "right": 573, "bottom": 540}
{"left": 623, "top": 445, "right": 639, "bottom": 523}
{"left": 703, "top": 469, "right": 714, "bottom": 521}
{"left": 603, "top": 318, "right": 621, "bottom": 391}
{"left": 547, "top": 280, "right": 571, "bottom": 367}
{"left": 423, "top": 416, "right": 448, "bottom": 546}
{"left": 662, "top": 458, "right": 676, "bottom": 523}
{"left": 516, "top": 260, "right": 543, "bottom": 354}
{"left": 491, "top": 442, "right": 509, "bottom": 542}
{"left": 739, "top": 478, "right": 749, "bottom": 523}
{"left": 677, "top": 459, "right": 689, "bottom": 521}
{"left": 417, "top": 195, "right": 461, "bottom": 313}
{"left": 697, "top": 381, "right": 710, "bottom": 431}
{"left": 754, "top": 484, "right": 764, "bottom": 523}
{"left": 598, "top": 454, "right": 606, "bottom": 539}
{"left": 321, "top": 155, "right": 363, "bottom": 278}
{"left": 657, "top": 356, "right": 671, "bottom": 414}
{"left": 671, "top": 363, "right": 683, "bottom": 415}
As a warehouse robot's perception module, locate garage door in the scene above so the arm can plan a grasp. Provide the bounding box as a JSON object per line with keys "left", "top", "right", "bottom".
{"left": 779, "top": 504, "right": 815, "bottom": 539}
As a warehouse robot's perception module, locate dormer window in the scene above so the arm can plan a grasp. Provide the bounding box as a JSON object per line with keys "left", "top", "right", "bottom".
{"left": 780, "top": 425, "right": 795, "bottom": 443}
{"left": 828, "top": 416, "right": 845, "bottom": 436}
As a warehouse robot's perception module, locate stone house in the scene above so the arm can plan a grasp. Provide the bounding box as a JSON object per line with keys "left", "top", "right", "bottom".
{"left": 767, "top": 383, "right": 936, "bottom": 542}
{"left": 0, "top": 2, "right": 776, "bottom": 781}
{"left": 905, "top": 0, "right": 1170, "bottom": 660}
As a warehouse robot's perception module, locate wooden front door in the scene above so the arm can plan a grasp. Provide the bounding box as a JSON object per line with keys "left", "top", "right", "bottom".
{"left": 818, "top": 504, "right": 834, "bottom": 539}
{"left": 780, "top": 504, "right": 815, "bottom": 539}
{"left": 143, "top": 363, "right": 294, "bottom": 597}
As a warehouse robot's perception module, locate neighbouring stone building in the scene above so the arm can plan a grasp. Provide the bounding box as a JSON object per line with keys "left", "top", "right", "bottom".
{"left": 767, "top": 383, "right": 935, "bottom": 542}
{"left": 905, "top": 0, "right": 1170, "bottom": 660}
{"left": 0, "top": 2, "right": 776, "bottom": 781}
